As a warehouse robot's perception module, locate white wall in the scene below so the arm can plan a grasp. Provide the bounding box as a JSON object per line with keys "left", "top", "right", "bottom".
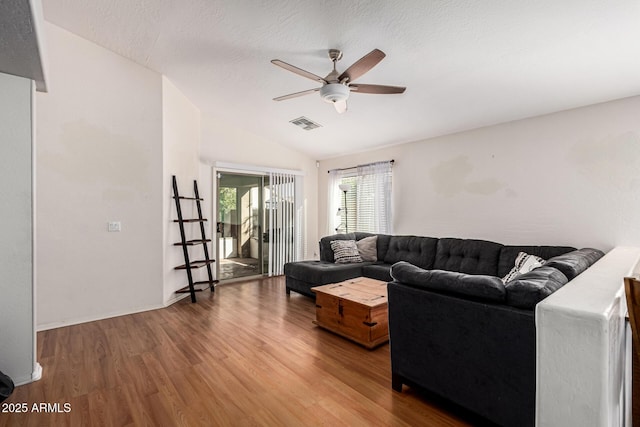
{"left": 319, "top": 96, "right": 640, "bottom": 250}
{"left": 36, "top": 23, "right": 164, "bottom": 329}
{"left": 200, "top": 113, "right": 319, "bottom": 261}
{"left": 0, "top": 73, "right": 35, "bottom": 385}
{"left": 162, "top": 76, "right": 204, "bottom": 303}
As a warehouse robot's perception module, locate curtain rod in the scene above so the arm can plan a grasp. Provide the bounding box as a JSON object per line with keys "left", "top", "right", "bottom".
{"left": 327, "top": 159, "right": 394, "bottom": 173}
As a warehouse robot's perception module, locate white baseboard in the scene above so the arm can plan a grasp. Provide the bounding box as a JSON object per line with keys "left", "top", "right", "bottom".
{"left": 37, "top": 292, "right": 195, "bottom": 332}
{"left": 32, "top": 363, "right": 42, "bottom": 381}
{"left": 13, "top": 363, "right": 42, "bottom": 387}
{"left": 164, "top": 292, "right": 190, "bottom": 306}
{"left": 37, "top": 303, "right": 165, "bottom": 331}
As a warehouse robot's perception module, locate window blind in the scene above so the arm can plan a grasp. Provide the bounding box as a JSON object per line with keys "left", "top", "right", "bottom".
{"left": 336, "top": 161, "right": 392, "bottom": 234}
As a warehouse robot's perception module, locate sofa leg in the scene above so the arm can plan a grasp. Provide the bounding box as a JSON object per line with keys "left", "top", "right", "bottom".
{"left": 285, "top": 287, "right": 291, "bottom": 295}
{"left": 392, "top": 373, "right": 403, "bottom": 392}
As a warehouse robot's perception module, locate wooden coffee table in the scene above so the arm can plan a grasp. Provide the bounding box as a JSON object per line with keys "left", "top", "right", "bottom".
{"left": 311, "top": 277, "right": 389, "bottom": 349}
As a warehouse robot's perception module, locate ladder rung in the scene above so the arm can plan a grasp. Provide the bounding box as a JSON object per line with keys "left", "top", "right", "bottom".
{"left": 175, "top": 260, "right": 216, "bottom": 270}
{"left": 173, "top": 219, "right": 207, "bottom": 223}
{"left": 175, "top": 280, "right": 218, "bottom": 293}
{"left": 173, "top": 239, "right": 212, "bottom": 246}
{"left": 175, "top": 285, "right": 208, "bottom": 293}
{"left": 173, "top": 196, "right": 204, "bottom": 201}
{"left": 193, "top": 280, "right": 219, "bottom": 286}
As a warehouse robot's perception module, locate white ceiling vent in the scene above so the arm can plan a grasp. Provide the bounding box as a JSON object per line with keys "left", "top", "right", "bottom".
{"left": 290, "top": 116, "right": 322, "bottom": 131}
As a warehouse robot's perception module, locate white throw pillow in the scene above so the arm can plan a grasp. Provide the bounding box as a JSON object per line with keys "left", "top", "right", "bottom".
{"left": 502, "top": 252, "right": 545, "bottom": 283}
{"left": 331, "top": 240, "right": 363, "bottom": 264}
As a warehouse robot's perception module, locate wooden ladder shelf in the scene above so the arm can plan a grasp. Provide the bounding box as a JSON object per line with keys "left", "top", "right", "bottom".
{"left": 172, "top": 175, "right": 218, "bottom": 303}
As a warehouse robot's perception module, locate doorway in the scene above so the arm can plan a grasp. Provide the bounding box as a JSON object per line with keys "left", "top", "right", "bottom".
{"left": 216, "top": 172, "right": 266, "bottom": 281}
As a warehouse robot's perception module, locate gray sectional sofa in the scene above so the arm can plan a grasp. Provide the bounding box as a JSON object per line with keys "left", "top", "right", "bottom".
{"left": 283, "top": 232, "right": 604, "bottom": 427}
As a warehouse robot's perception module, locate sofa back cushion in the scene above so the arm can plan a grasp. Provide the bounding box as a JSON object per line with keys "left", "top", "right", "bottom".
{"left": 375, "top": 234, "right": 392, "bottom": 262}
{"left": 319, "top": 233, "right": 356, "bottom": 262}
{"left": 384, "top": 235, "right": 438, "bottom": 269}
{"left": 545, "top": 248, "right": 605, "bottom": 280}
{"left": 391, "top": 261, "right": 506, "bottom": 302}
{"left": 504, "top": 266, "right": 569, "bottom": 309}
{"left": 498, "top": 245, "right": 576, "bottom": 278}
{"left": 434, "top": 238, "right": 503, "bottom": 276}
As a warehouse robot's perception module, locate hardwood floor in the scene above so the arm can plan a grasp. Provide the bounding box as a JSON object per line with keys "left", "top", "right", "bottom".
{"left": 1, "top": 277, "right": 472, "bottom": 426}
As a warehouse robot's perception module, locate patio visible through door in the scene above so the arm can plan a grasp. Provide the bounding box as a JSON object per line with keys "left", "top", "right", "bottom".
{"left": 216, "top": 172, "right": 266, "bottom": 281}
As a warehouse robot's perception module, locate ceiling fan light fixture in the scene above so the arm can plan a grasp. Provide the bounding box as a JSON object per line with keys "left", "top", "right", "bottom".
{"left": 320, "top": 83, "right": 349, "bottom": 103}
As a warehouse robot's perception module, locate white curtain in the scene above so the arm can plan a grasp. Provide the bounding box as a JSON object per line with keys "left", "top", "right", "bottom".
{"left": 327, "top": 170, "right": 341, "bottom": 235}
{"left": 356, "top": 161, "right": 393, "bottom": 234}
{"left": 267, "top": 172, "right": 303, "bottom": 276}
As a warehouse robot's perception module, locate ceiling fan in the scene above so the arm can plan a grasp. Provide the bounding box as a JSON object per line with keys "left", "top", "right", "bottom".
{"left": 271, "top": 49, "right": 406, "bottom": 114}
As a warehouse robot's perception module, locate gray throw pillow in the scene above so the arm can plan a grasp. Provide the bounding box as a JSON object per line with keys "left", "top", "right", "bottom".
{"left": 330, "top": 240, "right": 363, "bottom": 264}
{"left": 356, "top": 235, "right": 378, "bottom": 262}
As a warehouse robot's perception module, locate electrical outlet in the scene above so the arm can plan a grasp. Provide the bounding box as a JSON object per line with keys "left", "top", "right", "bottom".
{"left": 108, "top": 221, "right": 121, "bottom": 232}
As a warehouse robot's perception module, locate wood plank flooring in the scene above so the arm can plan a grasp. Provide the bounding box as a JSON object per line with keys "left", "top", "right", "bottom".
{"left": 1, "top": 277, "right": 473, "bottom": 426}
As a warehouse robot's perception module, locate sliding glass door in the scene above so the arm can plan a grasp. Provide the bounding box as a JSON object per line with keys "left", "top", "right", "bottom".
{"left": 216, "top": 172, "right": 265, "bottom": 281}
{"left": 215, "top": 167, "right": 304, "bottom": 281}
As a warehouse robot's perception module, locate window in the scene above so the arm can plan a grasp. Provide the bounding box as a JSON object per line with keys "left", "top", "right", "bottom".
{"left": 337, "top": 175, "right": 357, "bottom": 233}
{"left": 329, "top": 161, "right": 393, "bottom": 234}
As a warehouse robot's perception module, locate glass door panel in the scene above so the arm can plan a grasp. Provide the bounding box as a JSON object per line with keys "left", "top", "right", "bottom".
{"left": 217, "top": 172, "right": 265, "bottom": 281}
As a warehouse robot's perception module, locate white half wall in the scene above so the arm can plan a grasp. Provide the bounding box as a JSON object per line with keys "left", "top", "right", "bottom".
{"left": 36, "top": 23, "right": 164, "bottom": 329}
{"left": 536, "top": 246, "right": 640, "bottom": 427}
{"left": 318, "top": 96, "right": 640, "bottom": 250}
{"left": 199, "top": 113, "right": 319, "bottom": 262}
{"left": 0, "top": 73, "right": 35, "bottom": 385}
{"left": 162, "top": 77, "right": 204, "bottom": 304}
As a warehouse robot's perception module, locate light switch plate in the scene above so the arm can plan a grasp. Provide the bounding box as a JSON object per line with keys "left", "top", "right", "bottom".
{"left": 108, "top": 221, "right": 121, "bottom": 232}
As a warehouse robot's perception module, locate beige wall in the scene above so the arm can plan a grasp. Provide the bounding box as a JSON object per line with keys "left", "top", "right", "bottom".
{"left": 162, "top": 76, "right": 204, "bottom": 304}
{"left": 36, "top": 23, "right": 164, "bottom": 329}
{"left": 199, "top": 113, "right": 319, "bottom": 261}
{"left": 319, "top": 96, "right": 640, "bottom": 250}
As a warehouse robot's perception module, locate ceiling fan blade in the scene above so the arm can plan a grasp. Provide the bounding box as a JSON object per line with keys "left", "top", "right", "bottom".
{"left": 273, "top": 88, "right": 320, "bottom": 101}
{"left": 334, "top": 99, "right": 347, "bottom": 114}
{"left": 349, "top": 84, "right": 406, "bottom": 94}
{"left": 338, "top": 49, "right": 386, "bottom": 83}
{"left": 271, "top": 59, "right": 327, "bottom": 84}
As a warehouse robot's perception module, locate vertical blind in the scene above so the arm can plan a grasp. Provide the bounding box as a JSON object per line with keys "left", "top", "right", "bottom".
{"left": 268, "top": 173, "right": 304, "bottom": 276}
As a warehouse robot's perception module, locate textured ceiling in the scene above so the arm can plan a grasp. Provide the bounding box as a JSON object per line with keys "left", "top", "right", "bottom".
{"left": 1, "top": 0, "right": 47, "bottom": 91}
{"left": 42, "top": 0, "right": 640, "bottom": 159}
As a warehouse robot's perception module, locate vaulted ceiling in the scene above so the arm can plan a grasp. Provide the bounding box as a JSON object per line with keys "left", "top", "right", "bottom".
{"left": 42, "top": 0, "right": 640, "bottom": 159}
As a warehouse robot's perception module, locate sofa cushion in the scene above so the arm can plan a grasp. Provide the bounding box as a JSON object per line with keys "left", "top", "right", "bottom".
{"left": 375, "top": 234, "right": 392, "bottom": 262}
{"left": 545, "top": 248, "right": 605, "bottom": 281}
{"left": 319, "top": 233, "right": 356, "bottom": 262}
{"left": 497, "top": 245, "right": 576, "bottom": 278}
{"left": 434, "top": 238, "right": 503, "bottom": 276}
{"left": 356, "top": 235, "right": 378, "bottom": 262}
{"left": 384, "top": 236, "right": 438, "bottom": 269}
{"left": 362, "top": 264, "right": 393, "bottom": 282}
{"left": 390, "top": 261, "right": 506, "bottom": 302}
{"left": 284, "top": 260, "right": 366, "bottom": 285}
{"left": 502, "top": 252, "right": 545, "bottom": 283}
{"left": 504, "top": 266, "right": 569, "bottom": 309}
{"left": 331, "top": 240, "right": 362, "bottom": 264}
